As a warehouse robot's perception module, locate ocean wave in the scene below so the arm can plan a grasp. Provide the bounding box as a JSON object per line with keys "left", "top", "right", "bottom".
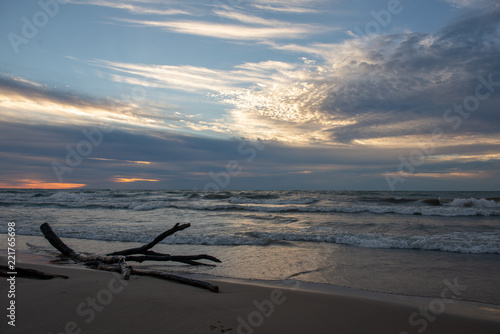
{"left": 161, "top": 234, "right": 278, "bottom": 246}
{"left": 198, "top": 203, "right": 499, "bottom": 216}
{"left": 228, "top": 196, "right": 318, "bottom": 205}
{"left": 202, "top": 192, "right": 233, "bottom": 200}
{"left": 129, "top": 201, "right": 172, "bottom": 211}
{"left": 1, "top": 199, "right": 498, "bottom": 216}
{"left": 236, "top": 192, "right": 281, "bottom": 200}
{"left": 361, "top": 196, "right": 417, "bottom": 204}
{"left": 249, "top": 231, "right": 500, "bottom": 254}
{"left": 420, "top": 198, "right": 442, "bottom": 206}
{"left": 6, "top": 224, "right": 498, "bottom": 254}
{"left": 362, "top": 196, "right": 500, "bottom": 209}
{"left": 2, "top": 191, "right": 500, "bottom": 217}
{"left": 444, "top": 198, "right": 500, "bottom": 208}
{"left": 49, "top": 191, "right": 87, "bottom": 201}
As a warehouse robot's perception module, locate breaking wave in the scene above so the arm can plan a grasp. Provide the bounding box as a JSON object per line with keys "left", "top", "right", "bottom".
{"left": 1, "top": 190, "right": 499, "bottom": 217}
{"left": 444, "top": 198, "right": 500, "bottom": 208}
{"left": 5, "top": 223, "right": 498, "bottom": 254}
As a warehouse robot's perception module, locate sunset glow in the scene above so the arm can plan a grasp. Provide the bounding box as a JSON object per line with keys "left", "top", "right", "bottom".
{"left": 0, "top": 180, "right": 86, "bottom": 189}
{"left": 111, "top": 177, "right": 160, "bottom": 183}
{"left": 1, "top": 0, "right": 499, "bottom": 190}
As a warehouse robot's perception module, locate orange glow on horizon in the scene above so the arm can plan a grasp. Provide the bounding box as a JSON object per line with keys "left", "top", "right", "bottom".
{"left": 0, "top": 179, "right": 86, "bottom": 189}
{"left": 111, "top": 177, "right": 159, "bottom": 183}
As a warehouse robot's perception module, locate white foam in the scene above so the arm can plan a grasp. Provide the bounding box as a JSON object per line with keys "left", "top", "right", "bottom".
{"left": 444, "top": 198, "right": 500, "bottom": 208}
{"left": 192, "top": 203, "right": 499, "bottom": 217}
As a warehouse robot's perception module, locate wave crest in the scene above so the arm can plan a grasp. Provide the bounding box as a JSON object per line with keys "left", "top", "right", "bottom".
{"left": 444, "top": 198, "right": 500, "bottom": 208}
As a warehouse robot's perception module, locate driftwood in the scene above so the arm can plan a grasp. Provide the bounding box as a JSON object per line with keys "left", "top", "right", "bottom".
{"left": 106, "top": 223, "right": 220, "bottom": 266}
{"left": 40, "top": 223, "right": 220, "bottom": 292}
{"left": 108, "top": 223, "right": 191, "bottom": 256}
{"left": 86, "top": 262, "right": 219, "bottom": 293}
{"left": 0, "top": 265, "right": 68, "bottom": 280}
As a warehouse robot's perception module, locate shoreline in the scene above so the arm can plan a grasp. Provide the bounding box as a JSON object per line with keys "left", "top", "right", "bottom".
{"left": 2, "top": 255, "right": 500, "bottom": 333}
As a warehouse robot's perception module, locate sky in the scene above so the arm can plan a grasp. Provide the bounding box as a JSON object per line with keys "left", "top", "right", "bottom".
{"left": 0, "top": 0, "right": 499, "bottom": 191}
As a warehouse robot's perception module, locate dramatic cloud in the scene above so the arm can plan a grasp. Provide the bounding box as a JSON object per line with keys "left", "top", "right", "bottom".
{"left": 85, "top": 8, "right": 500, "bottom": 151}
{"left": 213, "top": 9, "right": 500, "bottom": 147}
{"left": 2, "top": 0, "right": 500, "bottom": 190}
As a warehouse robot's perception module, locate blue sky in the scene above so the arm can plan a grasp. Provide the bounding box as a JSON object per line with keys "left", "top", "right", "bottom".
{"left": 0, "top": 0, "right": 499, "bottom": 190}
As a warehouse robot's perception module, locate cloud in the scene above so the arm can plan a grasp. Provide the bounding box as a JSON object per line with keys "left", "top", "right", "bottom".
{"left": 0, "top": 73, "right": 208, "bottom": 135}
{"left": 388, "top": 171, "right": 490, "bottom": 179}
{"left": 0, "top": 179, "right": 86, "bottom": 189}
{"left": 0, "top": 119, "right": 260, "bottom": 189}
{"left": 0, "top": 74, "right": 137, "bottom": 128}
{"left": 249, "top": 0, "right": 327, "bottom": 13}
{"left": 110, "top": 176, "right": 160, "bottom": 183}
{"left": 0, "top": 74, "right": 110, "bottom": 110}
{"left": 1, "top": 116, "right": 498, "bottom": 190}
{"left": 117, "top": 17, "right": 326, "bottom": 41}
{"left": 213, "top": 9, "right": 288, "bottom": 26}
{"left": 3, "top": 1, "right": 500, "bottom": 190}
{"left": 251, "top": 4, "right": 320, "bottom": 13}
{"left": 93, "top": 58, "right": 312, "bottom": 95}
{"left": 89, "top": 157, "right": 152, "bottom": 164}
{"left": 93, "top": 59, "right": 249, "bottom": 92}
{"left": 67, "top": 0, "right": 193, "bottom": 15}
{"left": 89, "top": 8, "right": 500, "bottom": 150}
{"left": 211, "top": 9, "right": 500, "bottom": 148}
{"left": 103, "top": 0, "right": 331, "bottom": 42}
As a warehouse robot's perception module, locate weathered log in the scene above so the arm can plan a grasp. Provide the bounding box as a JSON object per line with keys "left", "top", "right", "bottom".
{"left": 40, "top": 223, "right": 220, "bottom": 292}
{"left": 40, "top": 223, "right": 76, "bottom": 256}
{"left": 41, "top": 223, "right": 123, "bottom": 264}
{"left": 123, "top": 254, "right": 221, "bottom": 266}
{"left": 132, "top": 268, "right": 219, "bottom": 293}
{"left": 0, "top": 265, "right": 68, "bottom": 280}
{"left": 40, "top": 222, "right": 131, "bottom": 280}
{"left": 86, "top": 262, "right": 219, "bottom": 293}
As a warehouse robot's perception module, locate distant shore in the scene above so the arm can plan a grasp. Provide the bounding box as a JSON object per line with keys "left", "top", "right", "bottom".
{"left": 2, "top": 255, "right": 500, "bottom": 334}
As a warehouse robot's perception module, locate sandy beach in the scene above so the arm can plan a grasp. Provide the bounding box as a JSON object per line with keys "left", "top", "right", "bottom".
{"left": 2, "top": 255, "right": 500, "bottom": 334}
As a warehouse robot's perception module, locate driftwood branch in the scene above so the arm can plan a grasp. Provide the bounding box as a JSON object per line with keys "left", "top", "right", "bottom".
{"left": 86, "top": 262, "right": 219, "bottom": 293}
{"left": 107, "top": 223, "right": 191, "bottom": 256}
{"left": 123, "top": 254, "right": 221, "bottom": 266}
{"left": 40, "top": 223, "right": 76, "bottom": 257}
{"left": 0, "top": 265, "right": 68, "bottom": 280}
{"left": 105, "top": 223, "right": 220, "bottom": 265}
{"left": 40, "top": 223, "right": 221, "bottom": 266}
{"left": 40, "top": 223, "right": 220, "bottom": 292}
